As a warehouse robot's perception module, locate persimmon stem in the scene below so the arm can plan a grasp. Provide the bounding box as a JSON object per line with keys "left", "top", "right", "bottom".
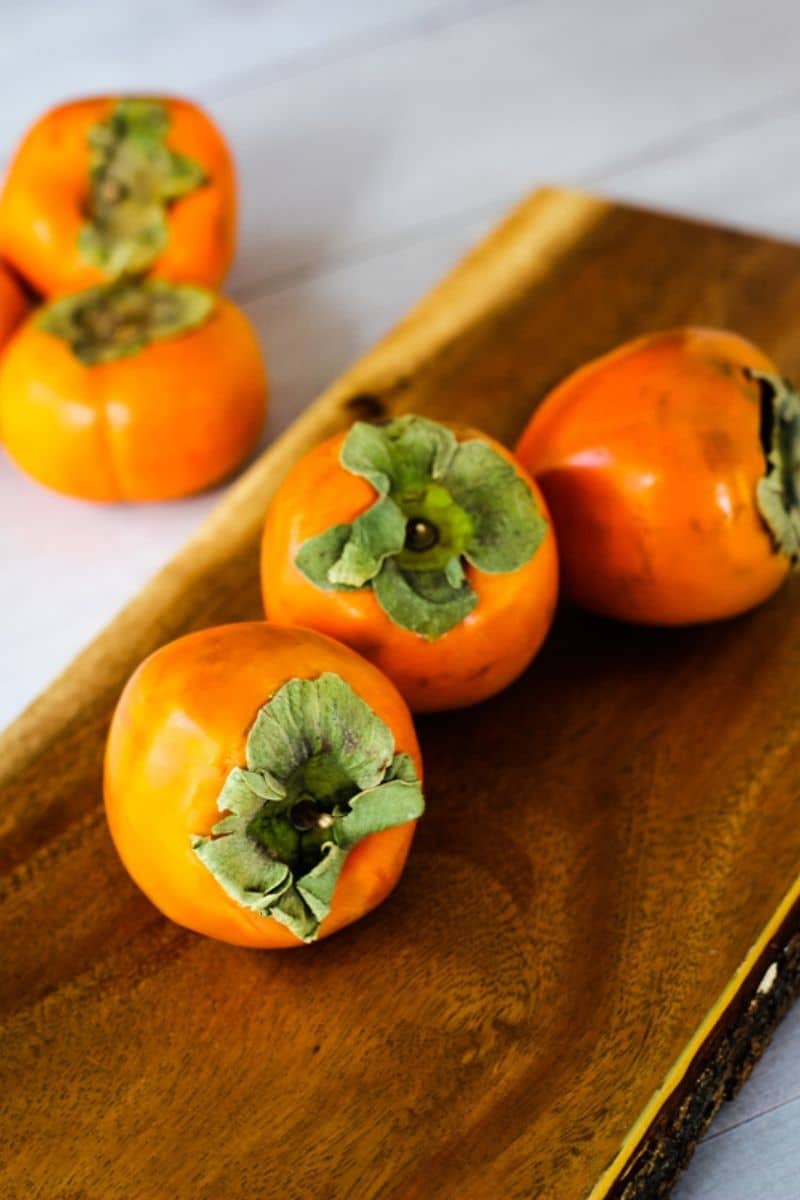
{"left": 404, "top": 517, "right": 439, "bottom": 552}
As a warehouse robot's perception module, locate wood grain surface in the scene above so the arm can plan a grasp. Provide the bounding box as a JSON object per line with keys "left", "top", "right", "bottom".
{"left": 3, "top": 188, "right": 800, "bottom": 1199}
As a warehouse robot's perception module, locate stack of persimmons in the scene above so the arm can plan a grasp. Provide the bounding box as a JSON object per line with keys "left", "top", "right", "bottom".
{"left": 0, "top": 95, "right": 267, "bottom": 500}
{"left": 3, "top": 98, "right": 796, "bottom": 952}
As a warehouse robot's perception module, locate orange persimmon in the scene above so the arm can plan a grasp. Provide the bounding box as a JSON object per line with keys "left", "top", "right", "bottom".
{"left": 0, "top": 261, "right": 27, "bottom": 352}
{"left": 105, "top": 622, "right": 425, "bottom": 948}
{"left": 261, "top": 414, "right": 558, "bottom": 711}
{"left": 0, "top": 278, "right": 266, "bottom": 501}
{"left": 0, "top": 95, "right": 235, "bottom": 296}
{"left": 516, "top": 327, "right": 796, "bottom": 625}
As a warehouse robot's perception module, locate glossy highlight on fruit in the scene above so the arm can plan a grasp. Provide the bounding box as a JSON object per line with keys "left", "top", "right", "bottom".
{"left": 516, "top": 327, "right": 796, "bottom": 625}
{"left": 104, "top": 622, "right": 424, "bottom": 948}
{"left": 261, "top": 414, "right": 559, "bottom": 711}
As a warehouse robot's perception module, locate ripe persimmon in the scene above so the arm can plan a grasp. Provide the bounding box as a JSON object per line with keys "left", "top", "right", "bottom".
{"left": 516, "top": 327, "right": 796, "bottom": 625}
{"left": 105, "top": 622, "right": 425, "bottom": 948}
{"left": 0, "top": 262, "right": 27, "bottom": 353}
{"left": 261, "top": 414, "right": 558, "bottom": 711}
{"left": 0, "top": 96, "right": 235, "bottom": 296}
{"left": 0, "top": 278, "right": 266, "bottom": 501}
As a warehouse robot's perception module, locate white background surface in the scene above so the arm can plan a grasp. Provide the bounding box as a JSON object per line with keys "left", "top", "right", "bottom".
{"left": 1, "top": 2, "right": 799, "bottom": 1195}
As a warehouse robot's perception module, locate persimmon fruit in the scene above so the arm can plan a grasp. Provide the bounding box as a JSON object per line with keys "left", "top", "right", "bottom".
{"left": 0, "top": 96, "right": 235, "bottom": 296}
{"left": 261, "top": 414, "right": 559, "bottom": 711}
{"left": 0, "top": 278, "right": 266, "bottom": 501}
{"left": 105, "top": 622, "right": 425, "bottom": 948}
{"left": 516, "top": 327, "right": 797, "bottom": 625}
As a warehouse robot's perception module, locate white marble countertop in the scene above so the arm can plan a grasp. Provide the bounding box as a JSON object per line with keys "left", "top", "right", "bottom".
{"left": 2, "top": 2, "right": 799, "bottom": 1193}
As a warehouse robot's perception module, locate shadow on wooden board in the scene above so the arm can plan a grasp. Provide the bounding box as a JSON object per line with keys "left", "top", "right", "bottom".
{"left": 1, "top": 188, "right": 799, "bottom": 1199}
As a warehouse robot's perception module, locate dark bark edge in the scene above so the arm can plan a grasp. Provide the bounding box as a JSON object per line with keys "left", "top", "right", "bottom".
{"left": 607, "top": 902, "right": 800, "bottom": 1199}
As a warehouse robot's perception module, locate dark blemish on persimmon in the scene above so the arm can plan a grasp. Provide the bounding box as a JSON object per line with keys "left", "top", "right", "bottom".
{"left": 701, "top": 429, "right": 735, "bottom": 470}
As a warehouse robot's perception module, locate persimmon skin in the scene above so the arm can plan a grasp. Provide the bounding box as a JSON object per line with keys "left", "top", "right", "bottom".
{"left": 261, "top": 427, "right": 559, "bottom": 712}
{"left": 105, "top": 622, "right": 423, "bottom": 949}
{"left": 0, "top": 262, "right": 28, "bottom": 352}
{"left": 516, "top": 328, "right": 787, "bottom": 626}
{"left": 0, "top": 96, "right": 236, "bottom": 296}
{"left": 0, "top": 295, "right": 267, "bottom": 501}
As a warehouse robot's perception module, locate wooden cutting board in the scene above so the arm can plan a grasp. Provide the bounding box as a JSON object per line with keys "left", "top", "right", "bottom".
{"left": 2, "top": 188, "right": 800, "bottom": 1200}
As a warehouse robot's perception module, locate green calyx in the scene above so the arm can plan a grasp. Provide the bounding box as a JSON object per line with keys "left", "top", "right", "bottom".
{"left": 394, "top": 484, "right": 474, "bottom": 573}
{"left": 191, "top": 673, "right": 424, "bottom": 944}
{"left": 752, "top": 371, "right": 800, "bottom": 562}
{"left": 296, "top": 415, "right": 548, "bottom": 638}
{"left": 79, "top": 98, "right": 207, "bottom": 277}
{"left": 37, "top": 279, "right": 215, "bottom": 366}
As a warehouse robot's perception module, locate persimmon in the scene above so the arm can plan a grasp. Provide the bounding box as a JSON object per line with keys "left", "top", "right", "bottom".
{"left": 0, "top": 96, "right": 235, "bottom": 296}
{"left": 261, "top": 414, "right": 558, "bottom": 711}
{"left": 516, "top": 327, "right": 797, "bottom": 625}
{"left": 105, "top": 622, "right": 425, "bottom": 948}
{"left": 0, "top": 278, "right": 266, "bottom": 501}
{"left": 0, "top": 262, "right": 27, "bottom": 353}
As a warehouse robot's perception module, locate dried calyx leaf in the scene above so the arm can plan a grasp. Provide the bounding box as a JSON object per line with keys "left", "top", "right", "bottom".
{"left": 80, "top": 98, "right": 208, "bottom": 277}
{"left": 38, "top": 279, "right": 214, "bottom": 366}
{"left": 191, "top": 673, "right": 424, "bottom": 944}
{"left": 296, "top": 415, "right": 548, "bottom": 638}
{"left": 752, "top": 370, "right": 800, "bottom": 563}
